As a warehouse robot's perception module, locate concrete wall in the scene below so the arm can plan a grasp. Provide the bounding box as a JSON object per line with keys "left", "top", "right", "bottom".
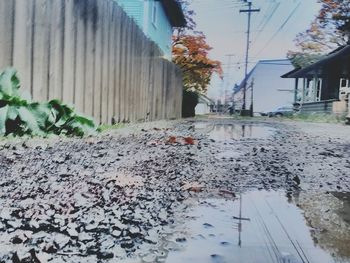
{"left": 0, "top": 0, "right": 183, "bottom": 124}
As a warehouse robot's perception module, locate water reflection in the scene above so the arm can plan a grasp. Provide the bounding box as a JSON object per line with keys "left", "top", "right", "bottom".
{"left": 195, "top": 123, "right": 275, "bottom": 140}
{"left": 165, "top": 191, "right": 350, "bottom": 263}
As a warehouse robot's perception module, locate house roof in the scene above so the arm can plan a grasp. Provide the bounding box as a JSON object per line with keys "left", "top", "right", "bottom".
{"left": 160, "top": 0, "right": 186, "bottom": 27}
{"left": 198, "top": 94, "right": 215, "bottom": 105}
{"left": 281, "top": 45, "right": 350, "bottom": 78}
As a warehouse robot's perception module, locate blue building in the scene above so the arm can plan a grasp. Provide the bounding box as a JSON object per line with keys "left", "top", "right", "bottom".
{"left": 115, "top": 0, "right": 186, "bottom": 59}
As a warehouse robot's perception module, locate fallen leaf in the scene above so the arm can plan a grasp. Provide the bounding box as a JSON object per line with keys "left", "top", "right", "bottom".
{"left": 219, "top": 189, "right": 236, "bottom": 197}
{"left": 184, "top": 137, "right": 195, "bottom": 145}
{"left": 182, "top": 182, "right": 204, "bottom": 192}
{"left": 167, "top": 136, "right": 177, "bottom": 144}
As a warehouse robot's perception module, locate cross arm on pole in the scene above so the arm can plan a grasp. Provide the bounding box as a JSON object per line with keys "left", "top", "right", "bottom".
{"left": 239, "top": 9, "right": 260, "bottom": 13}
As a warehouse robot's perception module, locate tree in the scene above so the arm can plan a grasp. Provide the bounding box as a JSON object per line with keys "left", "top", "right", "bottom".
{"left": 172, "top": 0, "right": 222, "bottom": 93}
{"left": 172, "top": 33, "right": 222, "bottom": 93}
{"left": 317, "top": 0, "right": 350, "bottom": 37}
{"left": 288, "top": 0, "right": 350, "bottom": 68}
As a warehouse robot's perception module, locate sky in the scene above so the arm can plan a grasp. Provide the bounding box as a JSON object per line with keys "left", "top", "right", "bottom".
{"left": 189, "top": 0, "right": 321, "bottom": 101}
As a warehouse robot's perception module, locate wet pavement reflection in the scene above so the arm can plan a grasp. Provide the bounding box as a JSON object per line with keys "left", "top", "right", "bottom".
{"left": 165, "top": 191, "right": 350, "bottom": 263}
{"left": 195, "top": 123, "right": 276, "bottom": 140}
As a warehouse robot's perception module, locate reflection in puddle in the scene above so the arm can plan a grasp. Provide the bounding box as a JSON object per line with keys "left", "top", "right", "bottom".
{"left": 166, "top": 191, "right": 350, "bottom": 263}
{"left": 195, "top": 123, "right": 276, "bottom": 140}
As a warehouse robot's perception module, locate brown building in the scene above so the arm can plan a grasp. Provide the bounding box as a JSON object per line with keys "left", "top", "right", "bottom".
{"left": 282, "top": 45, "right": 350, "bottom": 119}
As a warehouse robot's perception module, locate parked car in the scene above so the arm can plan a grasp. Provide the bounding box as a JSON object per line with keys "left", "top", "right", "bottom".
{"left": 267, "top": 106, "right": 294, "bottom": 117}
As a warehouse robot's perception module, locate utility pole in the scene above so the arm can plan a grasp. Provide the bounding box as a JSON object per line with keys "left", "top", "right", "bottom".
{"left": 224, "top": 54, "right": 235, "bottom": 109}
{"left": 240, "top": 1, "right": 260, "bottom": 115}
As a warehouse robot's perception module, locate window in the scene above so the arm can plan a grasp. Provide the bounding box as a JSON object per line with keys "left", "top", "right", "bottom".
{"left": 316, "top": 79, "right": 322, "bottom": 101}
{"left": 339, "top": 78, "right": 350, "bottom": 100}
{"left": 340, "top": 78, "right": 349, "bottom": 88}
{"left": 152, "top": 2, "right": 157, "bottom": 27}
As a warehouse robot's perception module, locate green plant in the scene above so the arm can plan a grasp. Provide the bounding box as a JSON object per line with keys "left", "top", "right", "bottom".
{"left": 0, "top": 68, "right": 96, "bottom": 137}
{"left": 286, "top": 113, "right": 347, "bottom": 123}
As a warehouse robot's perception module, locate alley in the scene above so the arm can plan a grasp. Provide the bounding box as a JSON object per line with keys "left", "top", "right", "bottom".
{"left": 0, "top": 118, "right": 349, "bottom": 262}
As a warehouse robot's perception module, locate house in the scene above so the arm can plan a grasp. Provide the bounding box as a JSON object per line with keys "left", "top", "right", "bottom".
{"left": 195, "top": 94, "right": 215, "bottom": 115}
{"left": 115, "top": 0, "right": 186, "bottom": 59}
{"left": 234, "top": 59, "right": 295, "bottom": 115}
{"left": 281, "top": 45, "right": 350, "bottom": 118}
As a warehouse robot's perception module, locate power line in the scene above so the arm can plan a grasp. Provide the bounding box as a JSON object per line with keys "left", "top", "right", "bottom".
{"left": 253, "top": 1, "right": 302, "bottom": 58}
{"left": 250, "top": 1, "right": 281, "bottom": 49}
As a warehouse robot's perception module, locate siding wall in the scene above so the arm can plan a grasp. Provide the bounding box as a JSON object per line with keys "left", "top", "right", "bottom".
{"left": 144, "top": 1, "right": 172, "bottom": 59}
{"left": 300, "top": 100, "right": 336, "bottom": 114}
{"left": 235, "top": 60, "right": 295, "bottom": 114}
{"left": 115, "top": 0, "right": 172, "bottom": 59}
{"left": 115, "top": 0, "right": 144, "bottom": 28}
{"left": 0, "top": 0, "right": 183, "bottom": 124}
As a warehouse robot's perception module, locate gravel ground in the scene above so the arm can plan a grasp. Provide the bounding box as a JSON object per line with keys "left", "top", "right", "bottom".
{"left": 0, "top": 118, "right": 349, "bottom": 262}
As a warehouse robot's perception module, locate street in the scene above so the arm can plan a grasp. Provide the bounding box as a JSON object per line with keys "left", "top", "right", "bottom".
{"left": 0, "top": 117, "right": 350, "bottom": 262}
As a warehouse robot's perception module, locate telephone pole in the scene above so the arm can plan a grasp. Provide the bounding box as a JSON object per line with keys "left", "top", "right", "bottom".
{"left": 224, "top": 54, "right": 235, "bottom": 107}
{"left": 240, "top": 1, "right": 259, "bottom": 115}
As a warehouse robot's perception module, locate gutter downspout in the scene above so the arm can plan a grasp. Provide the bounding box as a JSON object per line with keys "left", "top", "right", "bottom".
{"left": 346, "top": 94, "right": 350, "bottom": 124}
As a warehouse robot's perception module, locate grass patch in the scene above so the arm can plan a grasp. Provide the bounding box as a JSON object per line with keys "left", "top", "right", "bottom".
{"left": 285, "top": 113, "right": 347, "bottom": 124}
{"left": 98, "top": 123, "right": 126, "bottom": 132}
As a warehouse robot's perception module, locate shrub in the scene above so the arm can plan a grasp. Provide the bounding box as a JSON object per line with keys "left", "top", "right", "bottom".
{"left": 0, "top": 68, "right": 96, "bottom": 137}
{"left": 182, "top": 90, "right": 198, "bottom": 118}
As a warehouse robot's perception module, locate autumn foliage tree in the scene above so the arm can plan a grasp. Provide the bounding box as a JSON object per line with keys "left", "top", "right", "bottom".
{"left": 288, "top": 0, "right": 350, "bottom": 68}
{"left": 172, "top": 33, "right": 222, "bottom": 93}
{"left": 172, "top": 0, "right": 222, "bottom": 94}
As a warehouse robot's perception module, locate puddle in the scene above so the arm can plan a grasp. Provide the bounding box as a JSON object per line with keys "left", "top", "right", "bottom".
{"left": 195, "top": 123, "right": 275, "bottom": 140}
{"left": 165, "top": 190, "right": 350, "bottom": 263}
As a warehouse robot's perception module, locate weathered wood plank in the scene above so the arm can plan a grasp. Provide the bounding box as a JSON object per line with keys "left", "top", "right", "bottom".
{"left": 93, "top": 0, "right": 103, "bottom": 124}
{"left": 107, "top": 2, "right": 116, "bottom": 124}
{"left": 0, "top": 0, "right": 15, "bottom": 70}
{"left": 13, "top": 0, "right": 34, "bottom": 92}
{"left": 73, "top": 0, "right": 87, "bottom": 113}
{"left": 84, "top": 0, "right": 97, "bottom": 116}
{"left": 32, "top": 0, "right": 50, "bottom": 101}
{"left": 62, "top": 0, "right": 76, "bottom": 105}
{"left": 100, "top": 0, "right": 109, "bottom": 123}
{"left": 113, "top": 5, "right": 122, "bottom": 122}
{"left": 48, "top": 0, "right": 64, "bottom": 100}
{"left": 118, "top": 12, "right": 127, "bottom": 122}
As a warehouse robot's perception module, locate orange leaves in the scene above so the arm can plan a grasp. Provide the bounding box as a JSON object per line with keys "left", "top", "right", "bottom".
{"left": 169, "top": 136, "right": 198, "bottom": 146}
{"left": 148, "top": 136, "right": 198, "bottom": 147}
{"left": 167, "top": 136, "right": 177, "bottom": 144}
{"left": 183, "top": 136, "right": 195, "bottom": 145}
{"left": 290, "top": 0, "right": 349, "bottom": 57}
{"left": 172, "top": 33, "right": 222, "bottom": 93}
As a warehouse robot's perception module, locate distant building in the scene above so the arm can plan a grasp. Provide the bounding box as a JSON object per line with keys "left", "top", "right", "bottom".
{"left": 234, "top": 59, "right": 295, "bottom": 115}
{"left": 195, "top": 94, "right": 215, "bottom": 115}
{"left": 282, "top": 45, "right": 350, "bottom": 117}
{"left": 115, "top": 0, "right": 186, "bottom": 59}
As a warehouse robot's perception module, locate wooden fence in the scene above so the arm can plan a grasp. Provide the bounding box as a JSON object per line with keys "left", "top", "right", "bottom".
{"left": 0, "top": 0, "right": 183, "bottom": 124}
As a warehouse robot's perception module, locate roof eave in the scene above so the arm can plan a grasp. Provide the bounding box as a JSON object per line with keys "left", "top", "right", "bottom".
{"left": 160, "top": 0, "right": 187, "bottom": 27}
{"left": 282, "top": 45, "right": 350, "bottom": 78}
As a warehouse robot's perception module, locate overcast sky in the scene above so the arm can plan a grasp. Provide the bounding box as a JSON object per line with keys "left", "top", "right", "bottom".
{"left": 189, "top": 0, "right": 321, "bottom": 100}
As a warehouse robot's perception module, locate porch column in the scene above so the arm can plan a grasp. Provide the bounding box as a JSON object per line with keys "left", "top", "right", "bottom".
{"left": 346, "top": 95, "right": 350, "bottom": 124}
{"left": 313, "top": 74, "right": 318, "bottom": 101}
{"left": 302, "top": 78, "right": 306, "bottom": 103}
{"left": 294, "top": 78, "right": 299, "bottom": 103}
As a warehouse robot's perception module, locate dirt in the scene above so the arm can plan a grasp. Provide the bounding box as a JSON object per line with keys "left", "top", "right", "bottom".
{"left": 0, "top": 118, "right": 349, "bottom": 262}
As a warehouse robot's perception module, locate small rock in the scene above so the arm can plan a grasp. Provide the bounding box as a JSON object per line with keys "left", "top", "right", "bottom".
{"left": 111, "top": 230, "right": 121, "bottom": 238}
